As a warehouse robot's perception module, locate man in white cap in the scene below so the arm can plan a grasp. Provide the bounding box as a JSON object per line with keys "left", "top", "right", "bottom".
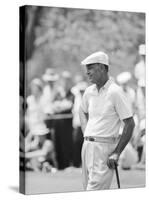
{"left": 79, "top": 51, "right": 135, "bottom": 190}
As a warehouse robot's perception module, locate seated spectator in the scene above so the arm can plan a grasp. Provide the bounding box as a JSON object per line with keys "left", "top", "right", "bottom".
{"left": 25, "top": 132, "right": 57, "bottom": 172}
{"left": 25, "top": 78, "right": 57, "bottom": 172}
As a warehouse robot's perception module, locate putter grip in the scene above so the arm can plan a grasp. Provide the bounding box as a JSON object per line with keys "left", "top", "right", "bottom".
{"left": 114, "top": 163, "right": 120, "bottom": 188}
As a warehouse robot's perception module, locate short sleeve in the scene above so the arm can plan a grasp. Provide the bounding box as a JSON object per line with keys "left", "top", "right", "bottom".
{"left": 112, "top": 88, "right": 133, "bottom": 120}
{"left": 80, "top": 90, "right": 89, "bottom": 113}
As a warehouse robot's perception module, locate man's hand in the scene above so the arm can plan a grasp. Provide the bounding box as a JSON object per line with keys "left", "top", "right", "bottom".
{"left": 107, "top": 153, "right": 119, "bottom": 169}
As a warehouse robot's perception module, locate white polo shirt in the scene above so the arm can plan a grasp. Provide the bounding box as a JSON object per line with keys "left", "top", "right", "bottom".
{"left": 81, "top": 78, "right": 133, "bottom": 138}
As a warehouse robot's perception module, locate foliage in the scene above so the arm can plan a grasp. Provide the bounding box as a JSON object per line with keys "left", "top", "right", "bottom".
{"left": 24, "top": 6, "right": 145, "bottom": 81}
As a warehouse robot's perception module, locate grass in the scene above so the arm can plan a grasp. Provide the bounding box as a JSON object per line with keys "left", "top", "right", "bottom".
{"left": 24, "top": 167, "right": 145, "bottom": 195}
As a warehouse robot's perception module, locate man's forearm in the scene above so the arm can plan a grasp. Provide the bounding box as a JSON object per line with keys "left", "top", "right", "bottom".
{"left": 79, "top": 107, "right": 88, "bottom": 133}
{"left": 114, "top": 117, "right": 135, "bottom": 156}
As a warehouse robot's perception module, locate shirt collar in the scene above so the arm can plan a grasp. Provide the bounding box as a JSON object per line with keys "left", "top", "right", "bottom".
{"left": 93, "top": 77, "right": 114, "bottom": 92}
{"left": 102, "top": 77, "right": 114, "bottom": 90}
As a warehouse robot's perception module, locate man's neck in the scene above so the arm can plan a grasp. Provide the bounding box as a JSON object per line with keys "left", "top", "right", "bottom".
{"left": 96, "top": 76, "right": 109, "bottom": 92}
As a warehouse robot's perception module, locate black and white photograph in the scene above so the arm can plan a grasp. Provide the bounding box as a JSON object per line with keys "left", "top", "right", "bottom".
{"left": 1, "top": 0, "right": 149, "bottom": 200}
{"left": 19, "top": 5, "right": 146, "bottom": 195}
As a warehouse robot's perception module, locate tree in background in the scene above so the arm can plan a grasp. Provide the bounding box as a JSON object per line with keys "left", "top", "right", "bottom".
{"left": 22, "top": 6, "right": 145, "bottom": 83}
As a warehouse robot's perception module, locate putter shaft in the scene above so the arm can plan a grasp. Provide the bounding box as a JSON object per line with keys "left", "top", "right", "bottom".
{"left": 115, "top": 163, "right": 120, "bottom": 189}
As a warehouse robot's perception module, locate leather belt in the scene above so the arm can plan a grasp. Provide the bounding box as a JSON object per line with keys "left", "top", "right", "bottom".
{"left": 84, "top": 136, "right": 120, "bottom": 143}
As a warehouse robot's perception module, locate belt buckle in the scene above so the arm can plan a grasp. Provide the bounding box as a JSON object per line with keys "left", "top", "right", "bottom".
{"left": 89, "top": 137, "right": 95, "bottom": 142}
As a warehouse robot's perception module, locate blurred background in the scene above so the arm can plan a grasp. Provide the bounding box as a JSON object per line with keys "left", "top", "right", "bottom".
{"left": 19, "top": 6, "right": 145, "bottom": 194}
{"left": 20, "top": 6, "right": 145, "bottom": 89}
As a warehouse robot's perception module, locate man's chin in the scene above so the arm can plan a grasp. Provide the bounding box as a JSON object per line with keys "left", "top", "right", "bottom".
{"left": 89, "top": 79, "right": 95, "bottom": 83}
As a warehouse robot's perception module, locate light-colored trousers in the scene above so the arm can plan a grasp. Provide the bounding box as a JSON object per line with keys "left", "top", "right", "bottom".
{"left": 81, "top": 140, "right": 117, "bottom": 190}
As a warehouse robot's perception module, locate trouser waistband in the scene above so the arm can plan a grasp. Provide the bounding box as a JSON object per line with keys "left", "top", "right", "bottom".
{"left": 84, "top": 136, "right": 120, "bottom": 143}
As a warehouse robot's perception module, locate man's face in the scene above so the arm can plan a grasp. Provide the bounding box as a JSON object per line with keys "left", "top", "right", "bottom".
{"left": 86, "top": 63, "right": 104, "bottom": 84}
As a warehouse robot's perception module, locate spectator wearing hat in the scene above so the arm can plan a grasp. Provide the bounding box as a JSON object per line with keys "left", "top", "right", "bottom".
{"left": 42, "top": 68, "right": 59, "bottom": 115}
{"left": 25, "top": 78, "right": 57, "bottom": 172}
{"left": 41, "top": 68, "right": 60, "bottom": 158}
{"left": 72, "top": 80, "right": 88, "bottom": 167}
{"left": 116, "top": 72, "right": 138, "bottom": 170}
{"left": 79, "top": 51, "right": 135, "bottom": 190}
{"left": 25, "top": 78, "right": 49, "bottom": 136}
{"left": 134, "top": 44, "right": 145, "bottom": 119}
{"left": 133, "top": 45, "right": 146, "bottom": 165}
{"left": 134, "top": 44, "right": 145, "bottom": 87}
{"left": 116, "top": 72, "right": 136, "bottom": 113}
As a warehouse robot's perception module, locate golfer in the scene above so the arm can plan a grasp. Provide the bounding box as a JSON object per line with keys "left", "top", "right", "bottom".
{"left": 79, "top": 51, "right": 135, "bottom": 190}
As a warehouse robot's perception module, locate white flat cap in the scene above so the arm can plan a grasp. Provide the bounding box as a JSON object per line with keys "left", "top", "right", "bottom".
{"left": 117, "top": 72, "right": 132, "bottom": 84}
{"left": 81, "top": 51, "right": 109, "bottom": 66}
